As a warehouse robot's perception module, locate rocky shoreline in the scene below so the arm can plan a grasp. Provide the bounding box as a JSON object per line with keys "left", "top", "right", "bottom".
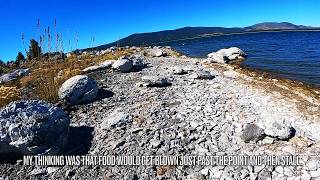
{"left": 1, "top": 46, "right": 320, "bottom": 179}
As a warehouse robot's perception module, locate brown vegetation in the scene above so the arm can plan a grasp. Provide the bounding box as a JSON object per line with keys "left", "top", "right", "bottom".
{"left": 0, "top": 48, "right": 136, "bottom": 107}
{"left": 0, "top": 86, "right": 21, "bottom": 107}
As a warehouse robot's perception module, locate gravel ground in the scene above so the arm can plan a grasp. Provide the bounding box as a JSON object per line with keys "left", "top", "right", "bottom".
{"left": 1, "top": 52, "right": 320, "bottom": 180}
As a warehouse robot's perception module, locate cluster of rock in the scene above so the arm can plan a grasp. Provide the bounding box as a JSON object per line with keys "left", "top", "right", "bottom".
{"left": 0, "top": 68, "right": 30, "bottom": 84}
{"left": 67, "top": 46, "right": 170, "bottom": 59}
{"left": 0, "top": 46, "right": 172, "bottom": 159}
{"left": 83, "top": 56, "right": 147, "bottom": 74}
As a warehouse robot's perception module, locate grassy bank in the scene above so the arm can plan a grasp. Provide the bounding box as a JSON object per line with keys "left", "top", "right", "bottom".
{"left": 0, "top": 48, "right": 136, "bottom": 107}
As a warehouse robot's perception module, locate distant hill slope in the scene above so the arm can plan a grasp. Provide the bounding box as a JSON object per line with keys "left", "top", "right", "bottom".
{"left": 244, "top": 22, "right": 311, "bottom": 31}
{"left": 93, "top": 27, "right": 243, "bottom": 50}
{"left": 90, "top": 22, "right": 319, "bottom": 51}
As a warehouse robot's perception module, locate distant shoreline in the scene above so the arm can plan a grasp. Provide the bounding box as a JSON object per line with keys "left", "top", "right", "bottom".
{"left": 167, "top": 31, "right": 320, "bottom": 89}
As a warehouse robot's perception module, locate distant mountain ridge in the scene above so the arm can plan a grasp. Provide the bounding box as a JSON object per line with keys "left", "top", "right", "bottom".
{"left": 90, "top": 22, "right": 319, "bottom": 50}
{"left": 244, "top": 22, "right": 313, "bottom": 31}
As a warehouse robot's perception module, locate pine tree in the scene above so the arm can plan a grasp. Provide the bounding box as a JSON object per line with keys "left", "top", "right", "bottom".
{"left": 27, "top": 39, "right": 42, "bottom": 60}
{"left": 0, "top": 59, "right": 5, "bottom": 66}
{"left": 0, "top": 59, "right": 4, "bottom": 74}
{"left": 15, "top": 52, "right": 26, "bottom": 66}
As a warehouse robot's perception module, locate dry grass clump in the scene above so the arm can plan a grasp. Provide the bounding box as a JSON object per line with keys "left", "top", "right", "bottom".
{"left": 1, "top": 47, "right": 178, "bottom": 106}
{"left": 0, "top": 86, "right": 21, "bottom": 107}
{"left": 20, "top": 60, "right": 85, "bottom": 102}
{"left": 0, "top": 47, "right": 142, "bottom": 104}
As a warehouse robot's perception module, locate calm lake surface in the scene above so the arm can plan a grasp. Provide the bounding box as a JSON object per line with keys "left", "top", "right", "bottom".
{"left": 169, "top": 31, "right": 320, "bottom": 87}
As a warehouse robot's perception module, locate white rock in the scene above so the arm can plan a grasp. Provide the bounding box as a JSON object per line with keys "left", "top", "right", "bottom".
{"left": 258, "top": 109, "right": 295, "bottom": 140}
{"left": 100, "top": 109, "right": 131, "bottom": 130}
{"left": 310, "top": 169, "right": 320, "bottom": 178}
{"left": 207, "top": 47, "right": 247, "bottom": 64}
{"left": 275, "top": 166, "right": 284, "bottom": 174}
{"left": 172, "top": 66, "right": 186, "bottom": 75}
{"left": 29, "top": 168, "right": 46, "bottom": 176}
{"left": 150, "top": 139, "right": 162, "bottom": 148}
{"left": 301, "top": 170, "right": 311, "bottom": 180}
{"left": 82, "top": 60, "right": 114, "bottom": 73}
{"left": 0, "top": 68, "right": 30, "bottom": 84}
{"left": 262, "top": 137, "right": 274, "bottom": 145}
{"left": 190, "top": 121, "right": 199, "bottom": 128}
{"left": 189, "top": 70, "right": 215, "bottom": 80}
{"left": 141, "top": 76, "right": 171, "bottom": 87}
{"left": 47, "top": 167, "right": 59, "bottom": 174}
{"left": 66, "top": 53, "right": 72, "bottom": 58}
{"left": 210, "top": 170, "right": 223, "bottom": 179}
{"left": 206, "top": 52, "right": 226, "bottom": 63}
{"left": 283, "top": 167, "right": 294, "bottom": 176}
{"left": 306, "top": 159, "right": 318, "bottom": 171}
{"left": 58, "top": 75, "right": 99, "bottom": 105}
{"left": 200, "top": 168, "right": 209, "bottom": 176}
{"left": 223, "top": 70, "right": 239, "bottom": 79}
{"left": 112, "top": 59, "right": 133, "bottom": 73}
{"left": 154, "top": 49, "right": 166, "bottom": 57}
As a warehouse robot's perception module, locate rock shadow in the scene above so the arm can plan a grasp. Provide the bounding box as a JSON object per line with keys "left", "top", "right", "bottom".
{"left": 131, "top": 63, "right": 150, "bottom": 72}
{"left": 0, "top": 152, "right": 23, "bottom": 164}
{"left": 96, "top": 89, "right": 114, "bottom": 101}
{"left": 146, "top": 82, "right": 172, "bottom": 88}
{"left": 62, "top": 126, "right": 94, "bottom": 155}
{"left": 0, "top": 126, "right": 94, "bottom": 164}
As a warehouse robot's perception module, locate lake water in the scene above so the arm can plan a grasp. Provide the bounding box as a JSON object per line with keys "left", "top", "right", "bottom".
{"left": 169, "top": 31, "right": 320, "bottom": 87}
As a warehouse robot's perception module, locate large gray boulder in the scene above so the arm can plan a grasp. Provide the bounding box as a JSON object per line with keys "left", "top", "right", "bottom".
{"left": 241, "top": 124, "right": 265, "bottom": 143}
{"left": 258, "top": 110, "right": 295, "bottom": 140}
{"left": 207, "top": 47, "right": 247, "bottom": 64}
{"left": 58, "top": 75, "right": 99, "bottom": 105}
{"left": 0, "top": 100, "right": 70, "bottom": 155}
{"left": 112, "top": 59, "right": 133, "bottom": 73}
{"left": 0, "top": 68, "right": 30, "bottom": 84}
{"left": 131, "top": 56, "right": 147, "bottom": 71}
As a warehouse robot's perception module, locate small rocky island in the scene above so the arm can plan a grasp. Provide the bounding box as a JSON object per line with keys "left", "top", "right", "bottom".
{"left": 0, "top": 46, "right": 320, "bottom": 179}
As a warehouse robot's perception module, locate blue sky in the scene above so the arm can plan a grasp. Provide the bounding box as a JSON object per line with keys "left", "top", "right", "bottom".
{"left": 0, "top": 0, "right": 319, "bottom": 61}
